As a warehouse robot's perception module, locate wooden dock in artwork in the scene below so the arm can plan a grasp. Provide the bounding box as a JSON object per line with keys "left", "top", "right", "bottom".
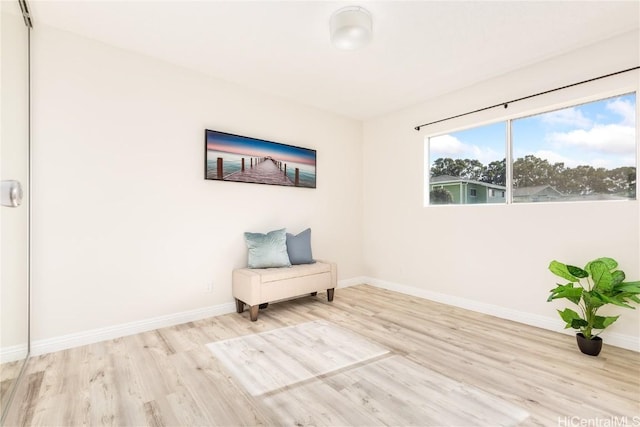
{"left": 224, "top": 158, "right": 295, "bottom": 186}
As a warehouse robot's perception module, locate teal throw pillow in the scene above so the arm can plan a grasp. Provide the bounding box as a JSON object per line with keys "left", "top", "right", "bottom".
{"left": 244, "top": 228, "right": 291, "bottom": 269}
{"left": 286, "top": 228, "right": 315, "bottom": 265}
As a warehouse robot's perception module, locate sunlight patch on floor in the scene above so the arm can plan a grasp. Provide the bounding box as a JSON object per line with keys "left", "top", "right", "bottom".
{"left": 206, "top": 320, "right": 389, "bottom": 396}
{"left": 207, "top": 320, "right": 529, "bottom": 426}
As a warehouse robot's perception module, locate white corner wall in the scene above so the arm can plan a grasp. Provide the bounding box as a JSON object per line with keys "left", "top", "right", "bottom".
{"left": 362, "top": 31, "right": 640, "bottom": 351}
{"left": 30, "top": 24, "right": 363, "bottom": 348}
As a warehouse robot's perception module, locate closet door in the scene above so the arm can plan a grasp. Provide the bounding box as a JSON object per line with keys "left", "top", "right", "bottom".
{"left": 0, "top": 0, "right": 31, "bottom": 422}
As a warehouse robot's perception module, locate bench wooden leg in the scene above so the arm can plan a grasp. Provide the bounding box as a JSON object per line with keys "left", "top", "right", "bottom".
{"left": 327, "top": 288, "right": 334, "bottom": 302}
{"left": 249, "top": 305, "right": 259, "bottom": 321}
{"left": 310, "top": 292, "right": 318, "bottom": 296}
{"left": 235, "top": 298, "right": 244, "bottom": 314}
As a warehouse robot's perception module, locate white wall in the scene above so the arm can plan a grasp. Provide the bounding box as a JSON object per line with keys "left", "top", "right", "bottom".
{"left": 30, "top": 24, "right": 363, "bottom": 344}
{"left": 362, "top": 31, "right": 640, "bottom": 349}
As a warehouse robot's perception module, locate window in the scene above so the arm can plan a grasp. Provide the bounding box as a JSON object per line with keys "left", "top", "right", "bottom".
{"left": 426, "top": 92, "right": 636, "bottom": 205}
{"left": 512, "top": 94, "right": 636, "bottom": 202}
{"left": 428, "top": 122, "right": 506, "bottom": 205}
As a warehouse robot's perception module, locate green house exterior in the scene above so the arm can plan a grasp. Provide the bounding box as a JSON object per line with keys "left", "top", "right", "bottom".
{"left": 430, "top": 175, "right": 506, "bottom": 204}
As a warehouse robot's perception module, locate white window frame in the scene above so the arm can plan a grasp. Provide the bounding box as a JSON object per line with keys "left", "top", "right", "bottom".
{"left": 424, "top": 73, "right": 638, "bottom": 207}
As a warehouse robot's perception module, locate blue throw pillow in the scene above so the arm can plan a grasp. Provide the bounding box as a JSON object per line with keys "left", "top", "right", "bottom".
{"left": 286, "top": 228, "right": 315, "bottom": 265}
{"left": 244, "top": 228, "right": 291, "bottom": 269}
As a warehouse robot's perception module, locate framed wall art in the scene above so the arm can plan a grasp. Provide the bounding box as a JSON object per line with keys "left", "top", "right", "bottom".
{"left": 204, "top": 129, "right": 316, "bottom": 188}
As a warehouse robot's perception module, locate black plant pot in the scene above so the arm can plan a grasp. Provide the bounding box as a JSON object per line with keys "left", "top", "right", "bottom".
{"left": 576, "top": 333, "right": 603, "bottom": 356}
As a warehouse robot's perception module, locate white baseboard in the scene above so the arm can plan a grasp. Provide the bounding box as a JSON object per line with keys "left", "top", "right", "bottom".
{"left": 0, "top": 344, "right": 29, "bottom": 364}
{"left": 338, "top": 276, "right": 367, "bottom": 288}
{"left": 28, "top": 277, "right": 364, "bottom": 357}
{"left": 30, "top": 302, "right": 237, "bottom": 357}
{"left": 26, "top": 276, "right": 638, "bottom": 357}
{"left": 364, "top": 277, "right": 639, "bottom": 352}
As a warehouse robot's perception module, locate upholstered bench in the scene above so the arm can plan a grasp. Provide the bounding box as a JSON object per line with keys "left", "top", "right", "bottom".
{"left": 232, "top": 261, "right": 337, "bottom": 321}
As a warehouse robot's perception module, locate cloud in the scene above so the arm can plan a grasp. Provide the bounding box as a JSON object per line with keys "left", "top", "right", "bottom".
{"left": 546, "top": 124, "right": 635, "bottom": 155}
{"left": 539, "top": 107, "right": 592, "bottom": 128}
{"left": 429, "top": 134, "right": 502, "bottom": 165}
{"left": 429, "top": 134, "right": 467, "bottom": 155}
{"left": 606, "top": 98, "right": 635, "bottom": 127}
{"left": 535, "top": 97, "right": 636, "bottom": 169}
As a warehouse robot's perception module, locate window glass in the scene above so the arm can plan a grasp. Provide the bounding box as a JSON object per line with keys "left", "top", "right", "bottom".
{"left": 511, "top": 94, "right": 636, "bottom": 202}
{"left": 428, "top": 122, "right": 506, "bottom": 204}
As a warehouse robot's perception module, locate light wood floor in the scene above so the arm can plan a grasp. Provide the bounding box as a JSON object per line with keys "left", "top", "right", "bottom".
{"left": 1, "top": 358, "right": 26, "bottom": 423}
{"left": 3, "top": 284, "right": 639, "bottom": 426}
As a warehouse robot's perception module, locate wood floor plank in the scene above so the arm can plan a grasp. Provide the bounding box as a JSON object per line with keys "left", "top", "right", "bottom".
{"left": 3, "top": 284, "right": 639, "bottom": 426}
{"left": 142, "top": 400, "right": 168, "bottom": 427}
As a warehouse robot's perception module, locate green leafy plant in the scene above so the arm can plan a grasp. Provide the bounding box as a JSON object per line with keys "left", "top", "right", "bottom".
{"left": 548, "top": 257, "right": 640, "bottom": 340}
{"left": 430, "top": 187, "right": 453, "bottom": 204}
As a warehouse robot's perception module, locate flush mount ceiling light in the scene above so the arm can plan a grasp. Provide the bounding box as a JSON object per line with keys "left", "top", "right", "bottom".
{"left": 330, "top": 6, "right": 372, "bottom": 50}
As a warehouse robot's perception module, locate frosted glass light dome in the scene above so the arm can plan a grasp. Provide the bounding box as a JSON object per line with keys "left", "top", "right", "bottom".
{"left": 330, "top": 6, "right": 372, "bottom": 50}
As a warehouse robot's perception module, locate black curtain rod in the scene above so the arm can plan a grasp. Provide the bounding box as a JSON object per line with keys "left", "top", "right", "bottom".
{"left": 18, "top": 0, "right": 33, "bottom": 28}
{"left": 413, "top": 66, "right": 640, "bottom": 131}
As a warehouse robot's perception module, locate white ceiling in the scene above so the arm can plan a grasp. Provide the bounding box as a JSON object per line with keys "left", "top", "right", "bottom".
{"left": 29, "top": 1, "right": 640, "bottom": 120}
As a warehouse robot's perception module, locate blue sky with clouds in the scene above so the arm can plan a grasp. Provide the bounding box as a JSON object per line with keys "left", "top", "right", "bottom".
{"left": 429, "top": 93, "right": 636, "bottom": 170}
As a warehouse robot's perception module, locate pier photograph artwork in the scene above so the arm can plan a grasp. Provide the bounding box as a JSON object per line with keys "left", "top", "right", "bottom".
{"left": 205, "top": 129, "right": 316, "bottom": 188}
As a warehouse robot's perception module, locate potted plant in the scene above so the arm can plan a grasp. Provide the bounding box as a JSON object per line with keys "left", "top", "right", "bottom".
{"left": 547, "top": 257, "right": 640, "bottom": 356}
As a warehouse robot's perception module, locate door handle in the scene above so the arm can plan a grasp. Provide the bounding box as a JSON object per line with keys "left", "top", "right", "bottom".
{"left": 1, "top": 180, "right": 24, "bottom": 207}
